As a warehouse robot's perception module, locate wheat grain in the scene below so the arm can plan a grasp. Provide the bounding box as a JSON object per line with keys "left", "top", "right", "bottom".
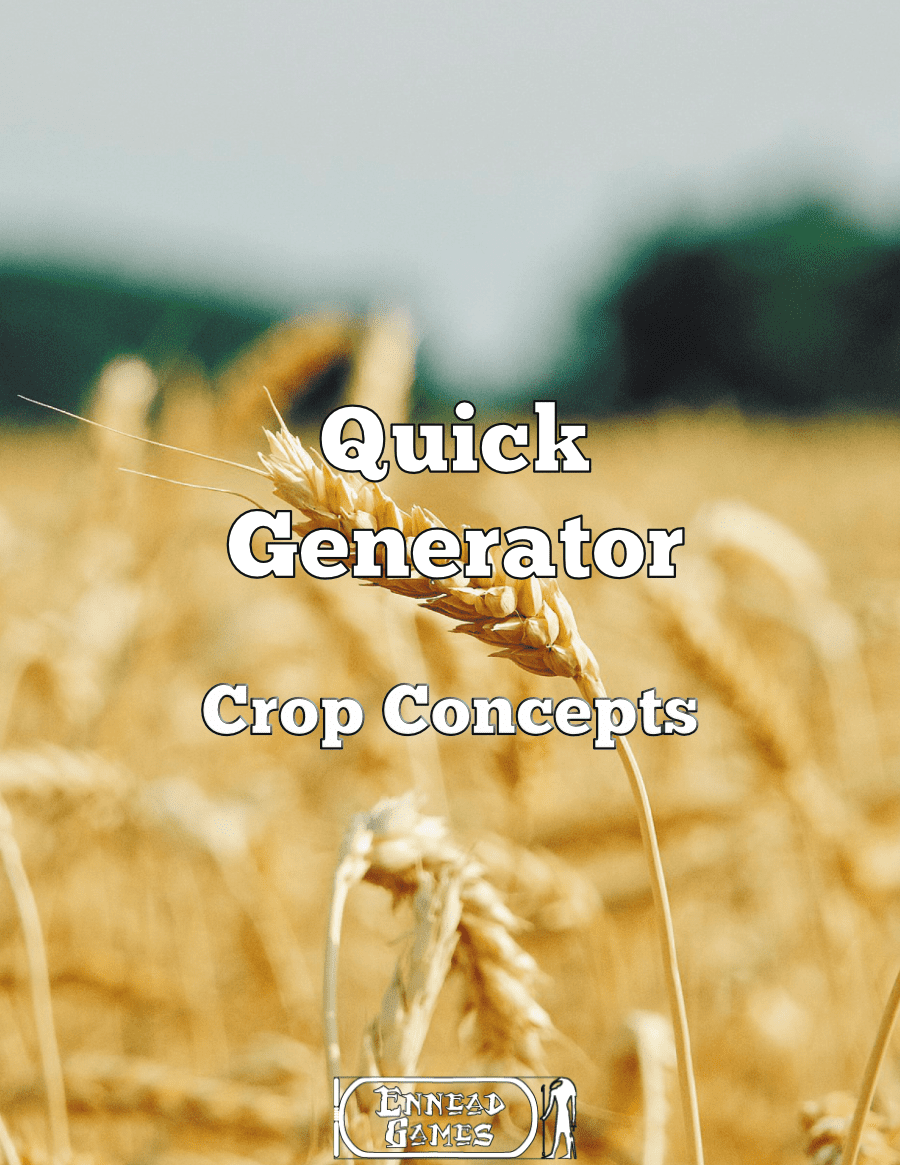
{"left": 0, "top": 749, "right": 128, "bottom": 811}
{"left": 644, "top": 553, "right": 874, "bottom": 880}
{"left": 471, "top": 834, "right": 601, "bottom": 932}
{"left": 0, "top": 953, "right": 178, "bottom": 1011}
{"left": 360, "top": 862, "right": 465, "bottom": 1078}
{"left": 227, "top": 1032, "right": 318, "bottom": 1089}
{"left": 62, "top": 1054, "right": 312, "bottom": 1140}
{"left": 326, "top": 795, "right": 552, "bottom": 1079}
{"left": 646, "top": 554, "right": 807, "bottom": 773}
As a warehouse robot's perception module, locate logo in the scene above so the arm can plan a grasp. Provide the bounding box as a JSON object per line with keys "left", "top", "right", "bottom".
{"left": 333, "top": 1076, "right": 577, "bottom": 1159}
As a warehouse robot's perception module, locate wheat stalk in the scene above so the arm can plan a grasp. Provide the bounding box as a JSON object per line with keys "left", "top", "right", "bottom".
{"left": 0, "top": 796, "right": 70, "bottom": 1164}
{"left": 842, "top": 965, "right": 900, "bottom": 1165}
{"left": 628, "top": 1010, "right": 677, "bottom": 1165}
{"left": 0, "top": 1113, "right": 23, "bottom": 1165}
{"left": 260, "top": 417, "right": 704, "bottom": 1165}
{"left": 325, "top": 795, "right": 552, "bottom": 1081}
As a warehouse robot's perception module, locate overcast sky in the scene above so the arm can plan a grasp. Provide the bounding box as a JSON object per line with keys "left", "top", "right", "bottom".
{"left": 2, "top": 0, "right": 900, "bottom": 386}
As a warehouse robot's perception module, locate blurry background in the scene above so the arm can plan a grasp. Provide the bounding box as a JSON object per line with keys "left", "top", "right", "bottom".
{"left": 3, "top": 0, "right": 900, "bottom": 419}
{"left": 5, "top": 7, "right": 900, "bottom": 1165}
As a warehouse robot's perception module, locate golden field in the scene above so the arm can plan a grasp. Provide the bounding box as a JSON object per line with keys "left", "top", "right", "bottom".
{"left": 2, "top": 323, "right": 900, "bottom": 1165}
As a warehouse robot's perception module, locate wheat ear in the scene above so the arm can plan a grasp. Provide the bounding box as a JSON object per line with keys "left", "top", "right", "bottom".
{"left": 261, "top": 420, "right": 704, "bottom": 1165}
{"left": 694, "top": 497, "right": 885, "bottom": 789}
{"left": 362, "top": 865, "right": 464, "bottom": 1077}
{"left": 326, "top": 796, "right": 552, "bottom": 1080}
{"left": 63, "top": 1052, "right": 315, "bottom": 1139}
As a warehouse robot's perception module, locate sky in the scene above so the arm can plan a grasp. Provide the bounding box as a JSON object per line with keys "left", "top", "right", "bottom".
{"left": 2, "top": 0, "right": 900, "bottom": 388}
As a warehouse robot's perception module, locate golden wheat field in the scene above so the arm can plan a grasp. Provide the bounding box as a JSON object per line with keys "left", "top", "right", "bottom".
{"left": 2, "top": 316, "right": 900, "bottom": 1165}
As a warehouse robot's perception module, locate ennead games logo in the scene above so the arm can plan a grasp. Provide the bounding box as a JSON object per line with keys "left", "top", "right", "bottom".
{"left": 333, "top": 1076, "right": 577, "bottom": 1159}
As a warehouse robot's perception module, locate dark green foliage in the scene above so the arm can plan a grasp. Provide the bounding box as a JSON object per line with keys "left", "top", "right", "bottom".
{"left": 6, "top": 201, "right": 900, "bottom": 423}
{"left": 0, "top": 262, "right": 282, "bottom": 420}
{"left": 551, "top": 202, "right": 900, "bottom": 415}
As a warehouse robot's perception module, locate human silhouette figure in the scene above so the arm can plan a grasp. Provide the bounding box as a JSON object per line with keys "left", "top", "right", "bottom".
{"left": 541, "top": 1076, "right": 577, "bottom": 1158}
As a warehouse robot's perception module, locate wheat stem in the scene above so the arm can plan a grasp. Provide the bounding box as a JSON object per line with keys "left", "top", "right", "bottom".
{"left": 0, "top": 1113, "right": 22, "bottom": 1165}
{"left": 843, "top": 963, "right": 900, "bottom": 1165}
{"left": 617, "top": 741, "right": 702, "bottom": 1165}
{"left": 576, "top": 677, "right": 703, "bottom": 1165}
{"left": 0, "top": 796, "right": 71, "bottom": 1164}
{"left": 324, "top": 820, "right": 372, "bottom": 1081}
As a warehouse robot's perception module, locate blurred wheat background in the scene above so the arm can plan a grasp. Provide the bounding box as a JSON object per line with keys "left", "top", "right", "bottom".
{"left": 2, "top": 315, "right": 900, "bottom": 1164}
{"left": 4, "top": 2, "right": 900, "bottom": 1161}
